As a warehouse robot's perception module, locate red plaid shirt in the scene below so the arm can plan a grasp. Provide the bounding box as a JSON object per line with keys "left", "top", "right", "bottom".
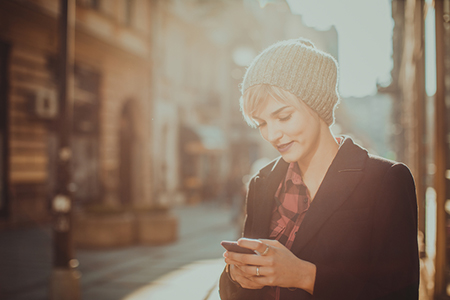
{"left": 266, "top": 162, "right": 311, "bottom": 300}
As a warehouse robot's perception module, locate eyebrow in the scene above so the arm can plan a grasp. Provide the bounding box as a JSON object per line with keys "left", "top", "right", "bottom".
{"left": 252, "top": 106, "right": 291, "bottom": 120}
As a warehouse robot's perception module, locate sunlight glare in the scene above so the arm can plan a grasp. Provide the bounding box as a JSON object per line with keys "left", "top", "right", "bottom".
{"left": 286, "top": 0, "right": 393, "bottom": 98}
{"left": 123, "top": 259, "right": 225, "bottom": 300}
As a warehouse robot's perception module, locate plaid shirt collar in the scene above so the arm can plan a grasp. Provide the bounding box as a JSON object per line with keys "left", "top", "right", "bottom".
{"left": 269, "top": 162, "right": 310, "bottom": 246}
{"left": 275, "top": 162, "right": 304, "bottom": 198}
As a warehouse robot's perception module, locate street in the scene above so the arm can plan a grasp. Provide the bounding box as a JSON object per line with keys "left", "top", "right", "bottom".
{"left": 0, "top": 202, "right": 239, "bottom": 300}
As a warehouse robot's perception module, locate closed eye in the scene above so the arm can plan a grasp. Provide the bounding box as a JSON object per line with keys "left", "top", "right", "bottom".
{"left": 279, "top": 114, "right": 292, "bottom": 122}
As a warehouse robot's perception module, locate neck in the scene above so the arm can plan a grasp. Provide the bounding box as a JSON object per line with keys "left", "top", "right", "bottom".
{"left": 297, "top": 126, "right": 339, "bottom": 200}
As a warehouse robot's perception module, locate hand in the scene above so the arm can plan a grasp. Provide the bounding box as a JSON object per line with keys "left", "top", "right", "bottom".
{"left": 224, "top": 238, "right": 316, "bottom": 294}
{"left": 228, "top": 263, "right": 266, "bottom": 290}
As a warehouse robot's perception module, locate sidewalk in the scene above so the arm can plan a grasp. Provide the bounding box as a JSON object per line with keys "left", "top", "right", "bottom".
{"left": 124, "top": 258, "right": 224, "bottom": 300}
{"left": 0, "top": 202, "right": 239, "bottom": 300}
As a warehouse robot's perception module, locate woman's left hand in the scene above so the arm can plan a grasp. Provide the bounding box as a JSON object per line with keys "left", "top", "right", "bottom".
{"left": 224, "top": 238, "right": 316, "bottom": 294}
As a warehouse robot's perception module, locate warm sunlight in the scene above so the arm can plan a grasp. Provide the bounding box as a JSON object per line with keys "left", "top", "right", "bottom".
{"left": 286, "top": 0, "right": 393, "bottom": 97}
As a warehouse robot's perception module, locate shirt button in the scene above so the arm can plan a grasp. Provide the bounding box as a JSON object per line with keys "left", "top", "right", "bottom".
{"left": 303, "top": 198, "right": 308, "bottom": 203}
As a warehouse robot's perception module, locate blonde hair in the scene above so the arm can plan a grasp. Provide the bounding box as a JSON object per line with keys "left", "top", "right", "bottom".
{"left": 240, "top": 84, "right": 306, "bottom": 128}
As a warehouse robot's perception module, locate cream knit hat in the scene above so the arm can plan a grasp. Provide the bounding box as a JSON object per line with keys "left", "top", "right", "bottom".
{"left": 241, "top": 38, "right": 340, "bottom": 126}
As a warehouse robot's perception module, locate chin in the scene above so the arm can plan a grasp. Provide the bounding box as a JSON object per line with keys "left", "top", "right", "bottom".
{"left": 280, "top": 153, "right": 300, "bottom": 164}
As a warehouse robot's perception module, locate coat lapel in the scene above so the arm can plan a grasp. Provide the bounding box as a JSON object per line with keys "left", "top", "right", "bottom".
{"left": 290, "top": 138, "right": 368, "bottom": 255}
{"left": 251, "top": 157, "right": 289, "bottom": 238}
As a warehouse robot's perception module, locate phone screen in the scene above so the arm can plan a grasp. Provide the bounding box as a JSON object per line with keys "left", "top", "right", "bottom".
{"left": 221, "top": 241, "right": 256, "bottom": 254}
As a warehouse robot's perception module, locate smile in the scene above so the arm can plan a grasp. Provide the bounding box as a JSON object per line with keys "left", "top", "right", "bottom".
{"left": 276, "top": 142, "right": 293, "bottom": 153}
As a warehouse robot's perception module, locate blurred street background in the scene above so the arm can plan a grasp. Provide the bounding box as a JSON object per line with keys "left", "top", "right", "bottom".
{"left": 1, "top": 202, "right": 236, "bottom": 299}
{"left": 0, "top": 0, "right": 449, "bottom": 299}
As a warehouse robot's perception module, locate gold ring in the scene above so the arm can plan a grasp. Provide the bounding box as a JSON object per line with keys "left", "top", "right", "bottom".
{"left": 261, "top": 245, "right": 269, "bottom": 256}
{"left": 256, "top": 266, "right": 260, "bottom": 276}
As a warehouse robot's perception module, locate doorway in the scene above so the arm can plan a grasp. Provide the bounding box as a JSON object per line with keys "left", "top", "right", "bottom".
{"left": 119, "top": 100, "right": 136, "bottom": 205}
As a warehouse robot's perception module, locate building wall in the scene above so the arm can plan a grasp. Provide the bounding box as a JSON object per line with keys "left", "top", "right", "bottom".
{"left": 0, "top": 2, "right": 58, "bottom": 226}
{"left": 0, "top": 0, "right": 154, "bottom": 228}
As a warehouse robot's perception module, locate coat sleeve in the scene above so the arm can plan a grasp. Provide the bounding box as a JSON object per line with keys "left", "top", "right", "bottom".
{"left": 313, "top": 163, "right": 419, "bottom": 300}
{"left": 218, "top": 177, "right": 261, "bottom": 300}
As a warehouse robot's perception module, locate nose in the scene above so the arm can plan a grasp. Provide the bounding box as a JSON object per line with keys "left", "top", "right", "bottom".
{"left": 262, "top": 123, "right": 282, "bottom": 143}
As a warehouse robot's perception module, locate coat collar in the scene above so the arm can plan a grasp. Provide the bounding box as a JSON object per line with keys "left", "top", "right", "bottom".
{"left": 291, "top": 136, "right": 368, "bottom": 254}
{"left": 250, "top": 136, "right": 368, "bottom": 252}
{"left": 251, "top": 157, "right": 289, "bottom": 238}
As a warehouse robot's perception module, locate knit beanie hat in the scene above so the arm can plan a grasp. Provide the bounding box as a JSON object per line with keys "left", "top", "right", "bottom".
{"left": 241, "top": 38, "right": 340, "bottom": 126}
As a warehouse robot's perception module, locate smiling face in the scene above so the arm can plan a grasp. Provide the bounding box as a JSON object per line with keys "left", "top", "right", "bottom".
{"left": 252, "top": 90, "right": 324, "bottom": 166}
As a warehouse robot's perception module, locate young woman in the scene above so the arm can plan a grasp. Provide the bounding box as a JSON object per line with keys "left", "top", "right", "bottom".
{"left": 219, "top": 38, "right": 419, "bottom": 300}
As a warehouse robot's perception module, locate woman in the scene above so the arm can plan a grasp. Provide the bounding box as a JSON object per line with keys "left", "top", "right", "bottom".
{"left": 219, "top": 38, "right": 419, "bottom": 300}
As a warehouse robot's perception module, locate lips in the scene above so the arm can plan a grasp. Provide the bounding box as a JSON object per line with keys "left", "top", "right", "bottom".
{"left": 276, "top": 141, "right": 293, "bottom": 153}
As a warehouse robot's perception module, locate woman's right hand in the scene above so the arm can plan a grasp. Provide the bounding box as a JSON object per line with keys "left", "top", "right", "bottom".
{"left": 226, "top": 259, "right": 266, "bottom": 290}
{"left": 224, "top": 238, "right": 316, "bottom": 293}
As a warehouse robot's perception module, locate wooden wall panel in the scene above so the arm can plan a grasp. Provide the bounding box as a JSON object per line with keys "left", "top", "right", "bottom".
{"left": 8, "top": 45, "right": 54, "bottom": 186}
{"left": 4, "top": 43, "right": 53, "bottom": 225}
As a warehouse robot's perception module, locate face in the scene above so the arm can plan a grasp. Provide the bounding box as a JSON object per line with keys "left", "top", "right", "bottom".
{"left": 252, "top": 95, "right": 323, "bottom": 165}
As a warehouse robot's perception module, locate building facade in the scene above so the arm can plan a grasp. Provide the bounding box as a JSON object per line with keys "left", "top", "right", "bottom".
{"left": 0, "top": 0, "right": 154, "bottom": 228}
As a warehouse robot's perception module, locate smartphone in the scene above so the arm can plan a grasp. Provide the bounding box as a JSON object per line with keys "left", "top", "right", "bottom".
{"left": 221, "top": 241, "right": 256, "bottom": 254}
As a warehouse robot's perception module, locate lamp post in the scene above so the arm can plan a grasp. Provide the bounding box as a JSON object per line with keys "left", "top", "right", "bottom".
{"left": 49, "top": 1, "right": 80, "bottom": 299}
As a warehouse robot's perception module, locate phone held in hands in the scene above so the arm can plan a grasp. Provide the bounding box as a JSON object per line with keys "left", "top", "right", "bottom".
{"left": 221, "top": 240, "right": 256, "bottom": 254}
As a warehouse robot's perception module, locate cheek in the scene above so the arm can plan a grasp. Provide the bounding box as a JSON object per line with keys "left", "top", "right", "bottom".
{"left": 259, "top": 128, "right": 269, "bottom": 141}
{"left": 285, "top": 120, "right": 306, "bottom": 137}
{"left": 295, "top": 113, "right": 319, "bottom": 136}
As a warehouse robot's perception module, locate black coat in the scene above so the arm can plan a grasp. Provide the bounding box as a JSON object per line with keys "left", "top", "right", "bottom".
{"left": 219, "top": 137, "right": 419, "bottom": 300}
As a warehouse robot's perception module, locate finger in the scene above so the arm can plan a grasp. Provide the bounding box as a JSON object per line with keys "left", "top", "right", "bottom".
{"left": 227, "top": 251, "right": 267, "bottom": 266}
{"left": 234, "top": 264, "right": 252, "bottom": 277}
{"left": 224, "top": 256, "right": 245, "bottom": 266}
{"left": 259, "top": 239, "right": 282, "bottom": 247}
{"left": 232, "top": 265, "right": 260, "bottom": 287}
{"left": 238, "top": 239, "right": 271, "bottom": 256}
{"left": 234, "top": 273, "right": 266, "bottom": 289}
{"left": 226, "top": 250, "right": 255, "bottom": 263}
{"left": 235, "top": 267, "right": 274, "bottom": 288}
{"left": 237, "top": 238, "right": 263, "bottom": 251}
{"left": 238, "top": 264, "right": 263, "bottom": 277}
{"left": 224, "top": 251, "right": 246, "bottom": 266}
{"left": 231, "top": 264, "right": 249, "bottom": 278}
{"left": 224, "top": 250, "right": 253, "bottom": 266}
{"left": 238, "top": 278, "right": 265, "bottom": 289}
{"left": 255, "top": 242, "right": 271, "bottom": 256}
{"left": 248, "top": 275, "right": 274, "bottom": 287}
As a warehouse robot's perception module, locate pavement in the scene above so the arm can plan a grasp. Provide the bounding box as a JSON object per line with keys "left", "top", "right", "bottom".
{"left": 0, "top": 201, "right": 240, "bottom": 300}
